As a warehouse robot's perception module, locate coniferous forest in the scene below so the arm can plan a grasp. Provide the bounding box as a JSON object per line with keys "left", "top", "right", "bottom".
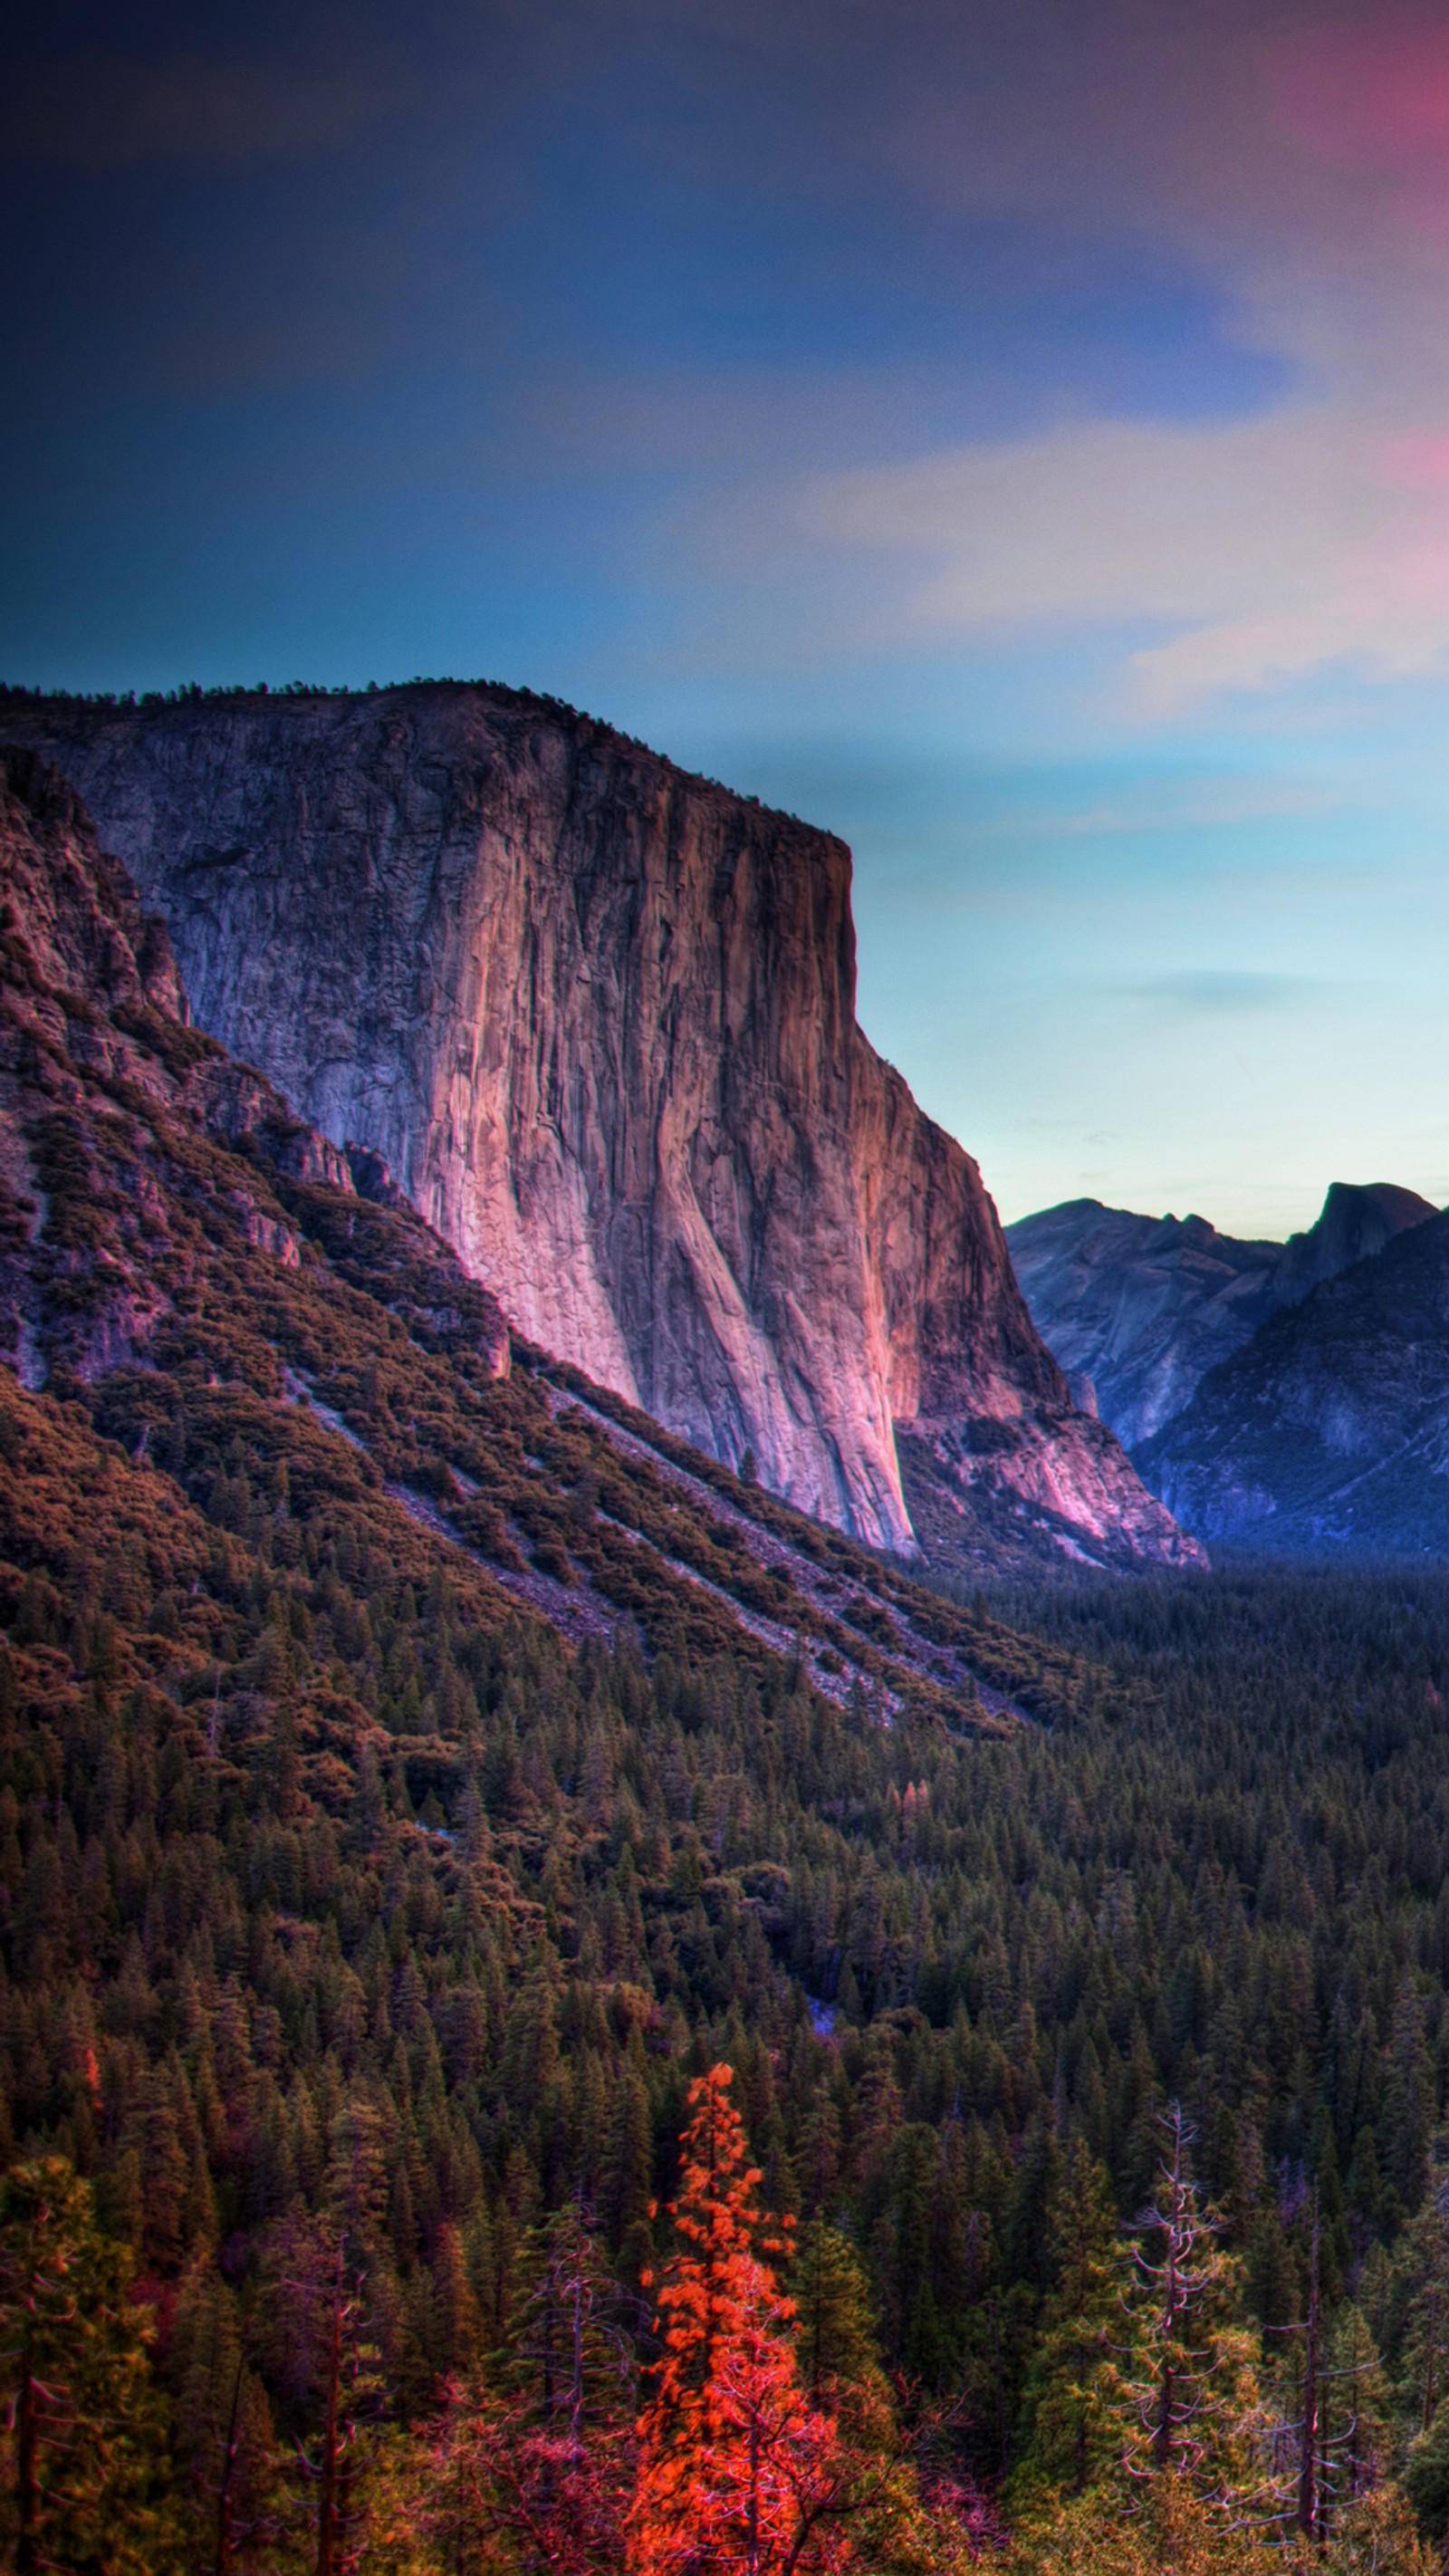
{"left": 15, "top": 1371, "right": 1449, "bottom": 2575}
{"left": 8, "top": 761, "right": 1449, "bottom": 2571}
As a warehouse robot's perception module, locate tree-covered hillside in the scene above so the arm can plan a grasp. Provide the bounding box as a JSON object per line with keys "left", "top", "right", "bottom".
{"left": 8, "top": 742, "right": 1449, "bottom": 2569}
{"left": 14, "top": 1377, "right": 1449, "bottom": 2569}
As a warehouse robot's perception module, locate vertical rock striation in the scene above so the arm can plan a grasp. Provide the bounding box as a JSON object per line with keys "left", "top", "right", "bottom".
{"left": 1, "top": 681, "right": 1198, "bottom": 1567}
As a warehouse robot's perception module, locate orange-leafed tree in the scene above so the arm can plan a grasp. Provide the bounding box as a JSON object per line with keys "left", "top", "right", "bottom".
{"left": 629, "top": 2061, "right": 947, "bottom": 2576}
{"left": 630, "top": 2061, "right": 832, "bottom": 2575}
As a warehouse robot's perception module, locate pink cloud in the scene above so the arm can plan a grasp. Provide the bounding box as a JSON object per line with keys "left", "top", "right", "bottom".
{"left": 1270, "top": 18, "right": 1449, "bottom": 165}
{"left": 1376, "top": 431, "right": 1449, "bottom": 486}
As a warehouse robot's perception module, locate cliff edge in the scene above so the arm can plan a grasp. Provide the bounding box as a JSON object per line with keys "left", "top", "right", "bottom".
{"left": 0, "top": 681, "right": 1199, "bottom": 1571}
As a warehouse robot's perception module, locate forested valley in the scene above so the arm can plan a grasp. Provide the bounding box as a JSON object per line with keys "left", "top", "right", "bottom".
{"left": 13, "top": 1388, "right": 1449, "bottom": 2575}
{"left": 8, "top": 744, "right": 1449, "bottom": 2571}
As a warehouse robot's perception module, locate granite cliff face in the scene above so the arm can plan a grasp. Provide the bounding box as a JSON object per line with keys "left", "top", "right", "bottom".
{"left": 1137, "top": 1211, "right": 1449, "bottom": 1552}
{"left": 0, "top": 742, "right": 510, "bottom": 1393}
{"left": 1008, "top": 1183, "right": 1438, "bottom": 1452}
{"left": 0, "top": 744, "right": 1108, "bottom": 1706}
{"left": 0, "top": 681, "right": 1198, "bottom": 1569}
{"left": 1005, "top": 1201, "right": 1283, "bottom": 1451}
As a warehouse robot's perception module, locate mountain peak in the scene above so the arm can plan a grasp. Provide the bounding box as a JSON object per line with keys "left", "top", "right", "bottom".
{"left": 1007, "top": 1177, "right": 1440, "bottom": 1455}
{"left": 1273, "top": 1177, "right": 1438, "bottom": 1306}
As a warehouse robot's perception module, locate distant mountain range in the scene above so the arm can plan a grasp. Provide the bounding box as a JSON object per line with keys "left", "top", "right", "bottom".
{"left": 1137, "top": 1210, "right": 1449, "bottom": 1552}
{"left": 1009, "top": 1185, "right": 1449, "bottom": 1554}
{"left": 1007, "top": 1184, "right": 1437, "bottom": 1447}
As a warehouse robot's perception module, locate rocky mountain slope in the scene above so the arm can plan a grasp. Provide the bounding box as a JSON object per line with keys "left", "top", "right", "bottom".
{"left": 1272, "top": 1178, "right": 1438, "bottom": 1299}
{"left": 0, "top": 741, "right": 1120, "bottom": 1736}
{"left": 0, "top": 679, "right": 1197, "bottom": 1574}
{"left": 1007, "top": 1182, "right": 1437, "bottom": 1450}
{"left": 1136, "top": 1208, "right": 1449, "bottom": 1552}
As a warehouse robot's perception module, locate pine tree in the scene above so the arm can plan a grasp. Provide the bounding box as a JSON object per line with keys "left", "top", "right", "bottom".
{"left": 421, "top": 2199, "right": 635, "bottom": 2575}
{"left": 791, "top": 2216, "right": 882, "bottom": 2404}
{"left": 1403, "top": 2398, "right": 1449, "bottom": 2549}
{"left": 1012, "top": 2137, "right": 1125, "bottom": 2509}
{"left": 604, "top": 2026, "right": 655, "bottom": 2275}
{"left": 505, "top": 2198, "right": 635, "bottom": 2439}
{"left": 168, "top": 2254, "right": 278, "bottom": 2574}
{"left": 629, "top": 2062, "right": 934, "bottom": 2576}
{"left": 0, "top": 2156, "right": 176, "bottom": 2573}
{"left": 264, "top": 2119, "right": 391, "bottom": 2576}
{"left": 428, "top": 2217, "right": 482, "bottom": 2385}
{"left": 1329, "top": 2482, "right": 1435, "bottom": 2576}
{"left": 1392, "top": 2180, "right": 1449, "bottom": 2435}
{"left": 284, "top": 2232, "right": 385, "bottom": 2576}
{"left": 1321, "top": 2302, "right": 1390, "bottom": 2522}
{"left": 1117, "top": 2109, "right": 1268, "bottom": 2532}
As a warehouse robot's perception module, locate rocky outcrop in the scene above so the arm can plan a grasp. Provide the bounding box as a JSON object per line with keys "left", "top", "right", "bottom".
{"left": 1137, "top": 1211, "right": 1449, "bottom": 1552}
{"left": 0, "top": 681, "right": 1197, "bottom": 1569}
{"left": 1008, "top": 1183, "right": 1438, "bottom": 1452}
{"left": 0, "top": 745, "right": 185, "bottom": 1030}
{"left": 1272, "top": 1181, "right": 1437, "bottom": 1304}
{"left": 0, "top": 746, "right": 1130, "bottom": 1738}
{"left": 1006, "top": 1201, "right": 1282, "bottom": 1451}
{"left": 0, "top": 743, "right": 512, "bottom": 1389}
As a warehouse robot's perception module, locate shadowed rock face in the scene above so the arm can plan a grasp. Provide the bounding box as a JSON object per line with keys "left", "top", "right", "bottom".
{"left": 0, "top": 743, "right": 512, "bottom": 1391}
{"left": 0, "top": 681, "right": 1197, "bottom": 1567}
{"left": 1006, "top": 1202, "right": 1282, "bottom": 1452}
{"left": 1008, "top": 1183, "right": 1438, "bottom": 1454}
{"left": 1272, "top": 1181, "right": 1438, "bottom": 1305}
{"left": 0, "top": 746, "right": 185, "bottom": 1028}
{"left": 1137, "top": 1211, "right": 1449, "bottom": 1552}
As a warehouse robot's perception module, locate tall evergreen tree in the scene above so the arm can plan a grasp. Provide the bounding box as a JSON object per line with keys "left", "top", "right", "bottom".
{"left": 791, "top": 2217, "right": 882, "bottom": 2405}
{"left": 0, "top": 2157, "right": 175, "bottom": 2574}
{"left": 1117, "top": 2110, "right": 1268, "bottom": 2533}
{"left": 1012, "top": 2139, "right": 1125, "bottom": 2510}
{"left": 631, "top": 2062, "right": 829, "bottom": 2573}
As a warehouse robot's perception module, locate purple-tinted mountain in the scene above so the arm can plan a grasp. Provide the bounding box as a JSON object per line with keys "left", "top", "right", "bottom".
{"left": 0, "top": 680, "right": 1200, "bottom": 1574}
{"left": 1137, "top": 1210, "right": 1449, "bottom": 1552}
{"left": 1007, "top": 1182, "right": 1437, "bottom": 1451}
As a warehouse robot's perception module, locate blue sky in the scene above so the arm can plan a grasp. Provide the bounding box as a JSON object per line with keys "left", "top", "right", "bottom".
{"left": 8, "top": 0, "right": 1449, "bottom": 1235}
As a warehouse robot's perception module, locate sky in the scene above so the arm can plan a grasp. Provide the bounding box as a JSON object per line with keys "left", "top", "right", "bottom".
{"left": 8, "top": 1, "right": 1449, "bottom": 1237}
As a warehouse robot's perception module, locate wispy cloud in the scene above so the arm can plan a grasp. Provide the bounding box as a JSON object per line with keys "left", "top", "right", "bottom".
{"left": 1054, "top": 779, "right": 1348, "bottom": 835}
{"left": 1132, "top": 969, "right": 1332, "bottom": 1013}
{"left": 794, "top": 400, "right": 1449, "bottom": 706}
{"left": 597, "top": 5, "right": 1449, "bottom": 706}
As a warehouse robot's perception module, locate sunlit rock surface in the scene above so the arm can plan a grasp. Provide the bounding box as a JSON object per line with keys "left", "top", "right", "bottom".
{"left": 2, "top": 681, "right": 1197, "bottom": 1568}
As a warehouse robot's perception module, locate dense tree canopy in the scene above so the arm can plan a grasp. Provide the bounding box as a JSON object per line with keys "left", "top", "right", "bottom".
{"left": 11, "top": 1344, "right": 1449, "bottom": 2567}
{"left": 9, "top": 743, "right": 1449, "bottom": 2562}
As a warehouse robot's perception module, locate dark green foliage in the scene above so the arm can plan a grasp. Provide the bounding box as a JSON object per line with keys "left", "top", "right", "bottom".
{"left": 17, "top": 1350, "right": 1449, "bottom": 2527}
{"left": 15, "top": 754, "right": 1449, "bottom": 2549}
{"left": 0, "top": 2158, "right": 175, "bottom": 2571}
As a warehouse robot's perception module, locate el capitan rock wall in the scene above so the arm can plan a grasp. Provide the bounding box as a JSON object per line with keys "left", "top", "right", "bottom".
{"left": 1, "top": 680, "right": 1198, "bottom": 1567}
